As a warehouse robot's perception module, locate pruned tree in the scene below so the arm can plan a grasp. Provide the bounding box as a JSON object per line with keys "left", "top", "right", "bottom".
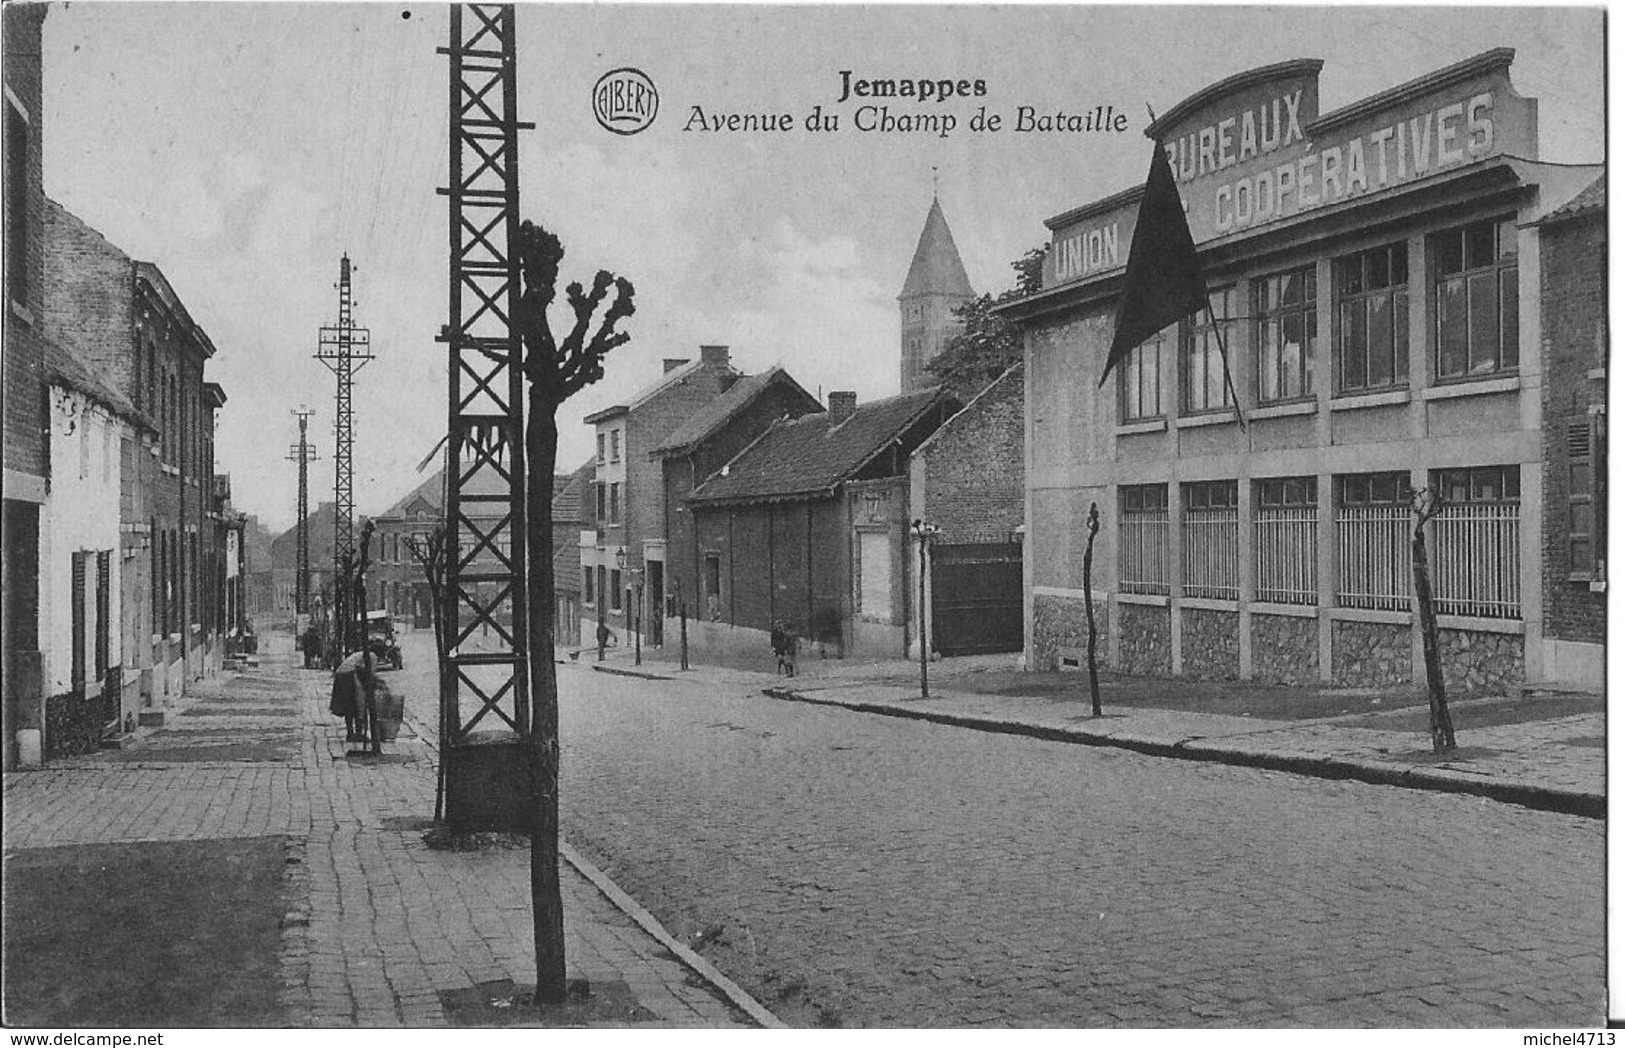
{"left": 925, "top": 245, "right": 1045, "bottom": 397}
{"left": 1082, "top": 503, "right": 1102, "bottom": 717}
{"left": 513, "top": 219, "right": 635, "bottom": 1005}
{"left": 1410, "top": 486, "right": 1456, "bottom": 753}
{"left": 404, "top": 525, "right": 449, "bottom": 818}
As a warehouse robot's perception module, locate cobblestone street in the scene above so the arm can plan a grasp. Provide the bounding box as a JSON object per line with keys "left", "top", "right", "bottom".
{"left": 548, "top": 656, "right": 1604, "bottom": 1028}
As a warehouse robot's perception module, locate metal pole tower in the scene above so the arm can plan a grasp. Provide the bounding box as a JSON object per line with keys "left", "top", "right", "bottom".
{"left": 286, "top": 407, "right": 318, "bottom": 616}
{"left": 316, "top": 255, "right": 373, "bottom": 653}
{"left": 437, "top": 4, "right": 534, "bottom": 813}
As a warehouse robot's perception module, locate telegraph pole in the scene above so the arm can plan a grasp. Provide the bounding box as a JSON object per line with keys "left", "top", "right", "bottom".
{"left": 286, "top": 407, "right": 318, "bottom": 617}
{"left": 316, "top": 256, "right": 373, "bottom": 654}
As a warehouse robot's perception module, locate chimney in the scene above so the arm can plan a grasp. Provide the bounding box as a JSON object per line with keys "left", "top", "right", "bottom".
{"left": 828, "top": 390, "right": 857, "bottom": 426}
{"left": 699, "top": 344, "right": 730, "bottom": 368}
{"left": 662, "top": 358, "right": 689, "bottom": 374}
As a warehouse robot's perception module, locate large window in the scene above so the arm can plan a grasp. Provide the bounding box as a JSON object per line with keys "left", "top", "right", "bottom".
{"left": 610, "top": 429, "right": 621, "bottom": 463}
{"left": 609, "top": 482, "right": 621, "bottom": 525}
{"left": 1335, "top": 472, "right": 1411, "bottom": 611}
{"left": 1434, "top": 218, "right": 1519, "bottom": 379}
{"left": 596, "top": 433, "right": 606, "bottom": 463}
{"left": 1253, "top": 266, "right": 1317, "bottom": 403}
{"left": 1337, "top": 243, "right": 1410, "bottom": 393}
{"left": 1430, "top": 465, "right": 1521, "bottom": 619}
{"left": 1120, "top": 326, "right": 1169, "bottom": 422}
{"left": 1181, "top": 480, "right": 1238, "bottom": 600}
{"left": 595, "top": 482, "right": 606, "bottom": 523}
{"left": 1182, "top": 288, "right": 1238, "bottom": 414}
{"left": 1254, "top": 477, "right": 1317, "bottom": 605}
{"left": 1118, "top": 484, "right": 1169, "bottom": 595}
{"left": 583, "top": 564, "right": 595, "bottom": 605}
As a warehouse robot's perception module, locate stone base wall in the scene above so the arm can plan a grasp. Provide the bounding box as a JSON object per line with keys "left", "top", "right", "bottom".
{"left": 1438, "top": 628, "right": 1524, "bottom": 695}
{"left": 1181, "top": 608, "right": 1239, "bottom": 681}
{"left": 1331, "top": 620, "right": 1412, "bottom": 688}
{"left": 1250, "top": 613, "right": 1320, "bottom": 684}
{"left": 1032, "top": 593, "right": 1107, "bottom": 670}
{"left": 1117, "top": 602, "right": 1171, "bottom": 675}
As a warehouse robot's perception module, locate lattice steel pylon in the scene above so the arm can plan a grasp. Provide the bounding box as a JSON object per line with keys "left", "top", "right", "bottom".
{"left": 316, "top": 255, "right": 374, "bottom": 653}
{"left": 437, "top": 4, "right": 534, "bottom": 756}
{"left": 286, "top": 406, "right": 319, "bottom": 615}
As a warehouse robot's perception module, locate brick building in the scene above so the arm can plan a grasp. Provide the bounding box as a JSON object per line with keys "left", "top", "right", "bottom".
{"left": 43, "top": 201, "right": 229, "bottom": 703}
{"left": 908, "top": 363, "right": 1026, "bottom": 656}
{"left": 578, "top": 345, "right": 741, "bottom": 648}
{"left": 1534, "top": 173, "right": 1606, "bottom": 685}
{"left": 549, "top": 459, "right": 594, "bottom": 647}
{"left": 653, "top": 364, "right": 823, "bottom": 643}
{"left": 999, "top": 49, "right": 1604, "bottom": 692}
{"left": 682, "top": 388, "right": 958, "bottom": 660}
{"left": 3, "top": 3, "right": 50, "bottom": 768}
{"left": 363, "top": 464, "right": 578, "bottom": 638}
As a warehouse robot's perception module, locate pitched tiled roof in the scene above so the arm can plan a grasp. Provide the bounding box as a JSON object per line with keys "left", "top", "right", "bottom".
{"left": 1537, "top": 172, "right": 1605, "bottom": 225}
{"left": 652, "top": 366, "right": 818, "bottom": 457}
{"left": 551, "top": 457, "right": 595, "bottom": 525}
{"left": 689, "top": 387, "right": 946, "bottom": 504}
{"left": 899, "top": 197, "right": 974, "bottom": 299}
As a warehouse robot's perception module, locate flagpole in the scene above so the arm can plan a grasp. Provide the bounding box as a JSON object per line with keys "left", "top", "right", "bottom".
{"left": 1204, "top": 299, "right": 1248, "bottom": 430}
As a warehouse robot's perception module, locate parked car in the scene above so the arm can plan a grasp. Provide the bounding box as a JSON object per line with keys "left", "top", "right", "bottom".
{"left": 365, "top": 610, "right": 403, "bottom": 670}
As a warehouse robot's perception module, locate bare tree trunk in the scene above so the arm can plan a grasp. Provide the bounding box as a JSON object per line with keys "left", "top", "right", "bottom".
{"left": 526, "top": 391, "right": 567, "bottom": 1004}
{"left": 1083, "top": 503, "right": 1101, "bottom": 717}
{"left": 1411, "top": 492, "right": 1456, "bottom": 753}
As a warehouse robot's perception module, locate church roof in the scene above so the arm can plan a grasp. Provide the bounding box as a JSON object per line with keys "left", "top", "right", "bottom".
{"left": 899, "top": 197, "right": 974, "bottom": 299}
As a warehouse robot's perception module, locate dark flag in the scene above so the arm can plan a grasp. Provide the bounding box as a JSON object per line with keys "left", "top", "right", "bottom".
{"left": 1100, "top": 140, "right": 1209, "bottom": 387}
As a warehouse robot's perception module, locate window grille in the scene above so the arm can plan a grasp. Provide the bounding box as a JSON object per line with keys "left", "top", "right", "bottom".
{"left": 1181, "top": 480, "right": 1238, "bottom": 600}
{"left": 1118, "top": 484, "right": 1169, "bottom": 595}
{"left": 1336, "top": 472, "right": 1411, "bottom": 610}
{"left": 1254, "top": 477, "right": 1317, "bottom": 604}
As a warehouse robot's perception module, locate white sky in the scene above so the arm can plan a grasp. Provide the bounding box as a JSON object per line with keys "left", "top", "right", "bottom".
{"left": 39, "top": 2, "right": 1605, "bottom": 532}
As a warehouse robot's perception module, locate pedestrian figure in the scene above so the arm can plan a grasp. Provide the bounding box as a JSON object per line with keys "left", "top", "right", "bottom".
{"left": 301, "top": 626, "right": 324, "bottom": 669}
{"left": 770, "top": 622, "right": 798, "bottom": 677}
{"left": 329, "top": 649, "right": 378, "bottom": 750}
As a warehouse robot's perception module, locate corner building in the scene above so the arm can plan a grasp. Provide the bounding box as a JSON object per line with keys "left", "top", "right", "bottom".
{"left": 1002, "top": 49, "right": 1604, "bottom": 692}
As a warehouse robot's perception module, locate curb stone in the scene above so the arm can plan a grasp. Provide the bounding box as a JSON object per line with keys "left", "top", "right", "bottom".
{"left": 591, "top": 664, "right": 677, "bottom": 682}
{"left": 760, "top": 686, "right": 1604, "bottom": 820}
{"left": 558, "top": 841, "right": 787, "bottom": 1029}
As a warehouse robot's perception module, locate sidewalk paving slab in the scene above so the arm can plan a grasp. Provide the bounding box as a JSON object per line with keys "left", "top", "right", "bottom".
{"left": 3, "top": 641, "right": 779, "bottom": 1029}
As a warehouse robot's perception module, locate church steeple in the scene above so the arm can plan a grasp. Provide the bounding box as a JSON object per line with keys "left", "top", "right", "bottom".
{"left": 899, "top": 192, "right": 975, "bottom": 393}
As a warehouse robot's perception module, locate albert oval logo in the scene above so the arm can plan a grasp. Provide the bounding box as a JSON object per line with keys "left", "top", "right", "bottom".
{"left": 593, "top": 68, "right": 659, "bottom": 136}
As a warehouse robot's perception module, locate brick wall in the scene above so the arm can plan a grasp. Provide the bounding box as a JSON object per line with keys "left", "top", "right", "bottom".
{"left": 3, "top": 4, "right": 47, "bottom": 480}
{"left": 689, "top": 498, "right": 847, "bottom": 642}
{"left": 662, "top": 382, "right": 823, "bottom": 615}
{"left": 42, "top": 200, "right": 134, "bottom": 397}
{"left": 1539, "top": 211, "right": 1606, "bottom": 645}
{"left": 620, "top": 358, "right": 736, "bottom": 577}
{"left": 917, "top": 365, "right": 1023, "bottom": 544}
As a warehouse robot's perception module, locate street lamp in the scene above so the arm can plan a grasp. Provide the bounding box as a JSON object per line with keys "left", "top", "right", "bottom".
{"left": 629, "top": 567, "right": 645, "bottom": 666}
{"left": 911, "top": 519, "right": 941, "bottom": 698}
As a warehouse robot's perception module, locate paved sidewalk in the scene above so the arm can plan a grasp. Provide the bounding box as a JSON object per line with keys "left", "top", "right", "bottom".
{"left": 4, "top": 643, "right": 776, "bottom": 1029}
{"left": 594, "top": 647, "right": 1604, "bottom": 818}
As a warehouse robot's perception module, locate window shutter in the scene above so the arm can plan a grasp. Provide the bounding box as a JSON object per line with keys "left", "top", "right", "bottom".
{"left": 1593, "top": 410, "right": 1607, "bottom": 584}
{"left": 1566, "top": 414, "right": 1596, "bottom": 580}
